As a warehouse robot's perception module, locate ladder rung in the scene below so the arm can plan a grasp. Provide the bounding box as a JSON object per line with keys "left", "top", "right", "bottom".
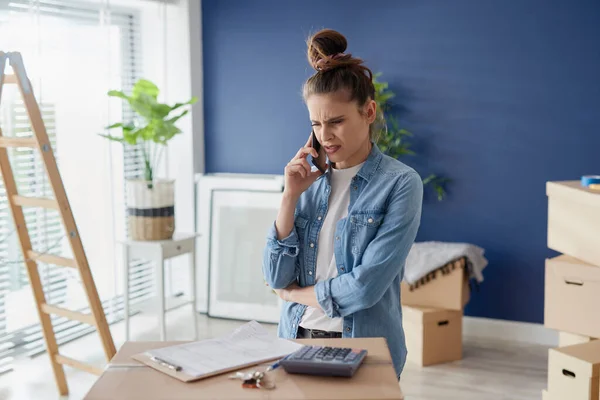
{"left": 3, "top": 74, "right": 17, "bottom": 84}
{"left": 54, "top": 354, "right": 103, "bottom": 376}
{"left": 41, "top": 304, "right": 95, "bottom": 326}
{"left": 28, "top": 251, "right": 76, "bottom": 268}
{"left": 12, "top": 195, "right": 59, "bottom": 209}
{"left": 0, "top": 137, "right": 37, "bottom": 148}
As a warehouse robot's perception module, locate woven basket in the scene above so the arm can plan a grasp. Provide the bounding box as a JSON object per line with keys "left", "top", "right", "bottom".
{"left": 126, "top": 179, "right": 175, "bottom": 241}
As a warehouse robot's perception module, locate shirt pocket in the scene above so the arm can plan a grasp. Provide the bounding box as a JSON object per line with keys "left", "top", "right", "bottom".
{"left": 294, "top": 213, "right": 309, "bottom": 243}
{"left": 350, "top": 211, "right": 384, "bottom": 256}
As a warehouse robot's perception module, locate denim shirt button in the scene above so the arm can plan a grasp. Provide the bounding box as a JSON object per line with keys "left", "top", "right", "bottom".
{"left": 346, "top": 327, "right": 351, "bottom": 332}
{"left": 308, "top": 271, "right": 313, "bottom": 275}
{"left": 317, "top": 216, "right": 322, "bottom": 221}
{"left": 310, "top": 242, "right": 315, "bottom": 248}
{"left": 340, "top": 266, "right": 345, "bottom": 272}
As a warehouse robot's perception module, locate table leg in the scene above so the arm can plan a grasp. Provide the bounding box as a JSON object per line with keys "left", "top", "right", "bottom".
{"left": 123, "top": 245, "right": 130, "bottom": 341}
{"left": 190, "top": 246, "right": 198, "bottom": 340}
{"left": 156, "top": 251, "right": 166, "bottom": 341}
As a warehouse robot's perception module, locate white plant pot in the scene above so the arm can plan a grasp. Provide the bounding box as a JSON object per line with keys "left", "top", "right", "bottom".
{"left": 126, "top": 179, "right": 175, "bottom": 241}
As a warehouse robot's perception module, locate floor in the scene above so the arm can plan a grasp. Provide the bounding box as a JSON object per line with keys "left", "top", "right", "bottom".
{"left": 0, "top": 306, "right": 548, "bottom": 400}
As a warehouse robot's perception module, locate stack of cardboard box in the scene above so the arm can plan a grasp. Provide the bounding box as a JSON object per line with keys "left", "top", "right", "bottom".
{"left": 543, "top": 181, "right": 600, "bottom": 400}
{"left": 400, "top": 257, "right": 469, "bottom": 366}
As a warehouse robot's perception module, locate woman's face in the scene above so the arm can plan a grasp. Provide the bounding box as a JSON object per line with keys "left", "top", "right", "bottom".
{"left": 306, "top": 91, "right": 376, "bottom": 169}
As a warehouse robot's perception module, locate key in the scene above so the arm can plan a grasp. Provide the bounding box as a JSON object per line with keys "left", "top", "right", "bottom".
{"left": 228, "top": 371, "right": 252, "bottom": 380}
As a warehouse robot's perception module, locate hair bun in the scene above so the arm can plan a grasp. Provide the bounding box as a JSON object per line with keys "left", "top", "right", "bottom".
{"left": 307, "top": 29, "right": 362, "bottom": 72}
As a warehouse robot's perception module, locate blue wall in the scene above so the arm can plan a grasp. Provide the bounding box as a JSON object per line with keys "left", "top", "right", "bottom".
{"left": 202, "top": 0, "right": 600, "bottom": 324}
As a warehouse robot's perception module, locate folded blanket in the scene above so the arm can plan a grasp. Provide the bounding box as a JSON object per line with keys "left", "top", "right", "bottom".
{"left": 404, "top": 241, "right": 488, "bottom": 285}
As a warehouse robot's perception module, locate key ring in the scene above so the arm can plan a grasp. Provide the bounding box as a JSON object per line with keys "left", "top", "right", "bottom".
{"left": 228, "top": 369, "right": 276, "bottom": 390}
{"left": 255, "top": 372, "right": 275, "bottom": 390}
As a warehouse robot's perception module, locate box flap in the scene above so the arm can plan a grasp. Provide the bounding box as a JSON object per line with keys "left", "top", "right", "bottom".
{"left": 547, "top": 256, "right": 600, "bottom": 284}
{"left": 403, "top": 305, "right": 462, "bottom": 325}
{"left": 401, "top": 258, "right": 469, "bottom": 311}
{"left": 551, "top": 340, "right": 600, "bottom": 378}
{"left": 546, "top": 181, "right": 600, "bottom": 208}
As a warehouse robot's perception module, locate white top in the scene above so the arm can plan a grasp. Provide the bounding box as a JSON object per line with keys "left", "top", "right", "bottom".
{"left": 299, "top": 162, "right": 365, "bottom": 332}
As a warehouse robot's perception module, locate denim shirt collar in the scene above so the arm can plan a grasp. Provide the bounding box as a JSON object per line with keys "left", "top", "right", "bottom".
{"left": 322, "top": 142, "right": 383, "bottom": 184}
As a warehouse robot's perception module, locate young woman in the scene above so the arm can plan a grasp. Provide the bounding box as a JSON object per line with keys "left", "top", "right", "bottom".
{"left": 262, "top": 28, "right": 423, "bottom": 379}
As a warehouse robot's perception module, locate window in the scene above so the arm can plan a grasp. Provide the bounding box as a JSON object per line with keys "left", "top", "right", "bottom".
{"left": 0, "top": 0, "right": 159, "bottom": 373}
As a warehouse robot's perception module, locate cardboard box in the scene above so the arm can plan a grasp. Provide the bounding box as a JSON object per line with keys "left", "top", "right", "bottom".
{"left": 559, "top": 331, "right": 598, "bottom": 347}
{"left": 544, "top": 255, "right": 600, "bottom": 338}
{"left": 403, "top": 305, "right": 462, "bottom": 366}
{"left": 548, "top": 340, "right": 600, "bottom": 400}
{"left": 547, "top": 181, "right": 600, "bottom": 267}
{"left": 84, "top": 338, "right": 404, "bottom": 400}
{"left": 401, "top": 257, "right": 469, "bottom": 311}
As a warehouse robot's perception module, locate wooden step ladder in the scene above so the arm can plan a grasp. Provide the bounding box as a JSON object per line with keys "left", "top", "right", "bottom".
{"left": 0, "top": 51, "right": 116, "bottom": 395}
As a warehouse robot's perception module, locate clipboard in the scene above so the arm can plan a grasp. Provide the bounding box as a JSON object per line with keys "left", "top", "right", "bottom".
{"left": 131, "top": 351, "right": 284, "bottom": 383}
{"left": 130, "top": 321, "right": 303, "bottom": 383}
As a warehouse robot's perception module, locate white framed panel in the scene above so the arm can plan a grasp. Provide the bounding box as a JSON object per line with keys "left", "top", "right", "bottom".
{"left": 195, "top": 173, "right": 284, "bottom": 314}
{"left": 208, "top": 189, "right": 283, "bottom": 322}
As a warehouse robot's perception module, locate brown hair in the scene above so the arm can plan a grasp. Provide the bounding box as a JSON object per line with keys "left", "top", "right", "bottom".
{"left": 302, "top": 29, "right": 383, "bottom": 140}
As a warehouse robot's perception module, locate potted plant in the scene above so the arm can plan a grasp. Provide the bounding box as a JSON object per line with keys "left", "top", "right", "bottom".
{"left": 100, "top": 78, "right": 197, "bottom": 240}
{"left": 372, "top": 73, "right": 450, "bottom": 201}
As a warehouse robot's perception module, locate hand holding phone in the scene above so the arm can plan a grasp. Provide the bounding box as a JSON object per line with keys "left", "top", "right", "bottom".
{"left": 309, "top": 130, "right": 327, "bottom": 174}
{"left": 282, "top": 131, "right": 327, "bottom": 200}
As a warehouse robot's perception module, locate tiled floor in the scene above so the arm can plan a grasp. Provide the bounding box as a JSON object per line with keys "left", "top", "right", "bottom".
{"left": 0, "top": 306, "right": 548, "bottom": 400}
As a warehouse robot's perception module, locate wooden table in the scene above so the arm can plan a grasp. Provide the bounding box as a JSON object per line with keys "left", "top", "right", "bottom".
{"left": 84, "top": 337, "right": 404, "bottom": 399}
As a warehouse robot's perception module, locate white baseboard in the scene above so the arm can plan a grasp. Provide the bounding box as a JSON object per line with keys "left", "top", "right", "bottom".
{"left": 463, "top": 316, "right": 558, "bottom": 347}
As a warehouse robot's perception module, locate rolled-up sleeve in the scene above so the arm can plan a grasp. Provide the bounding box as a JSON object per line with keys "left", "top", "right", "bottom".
{"left": 262, "top": 221, "right": 301, "bottom": 289}
{"left": 315, "top": 171, "right": 423, "bottom": 318}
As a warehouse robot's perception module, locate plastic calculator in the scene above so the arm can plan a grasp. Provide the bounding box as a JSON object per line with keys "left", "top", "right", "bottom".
{"left": 279, "top": 345, "right": 368, "bottom": 377}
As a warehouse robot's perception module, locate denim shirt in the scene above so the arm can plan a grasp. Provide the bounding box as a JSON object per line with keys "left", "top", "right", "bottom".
{"left": 262, "top": 143, "right": 423, "bottom": 378}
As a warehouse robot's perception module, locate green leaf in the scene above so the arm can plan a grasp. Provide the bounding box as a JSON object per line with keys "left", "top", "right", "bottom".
{"left": 422, "top": 174, "right": 438, "bottom": 185}
{"left": 138, "top": 125, "right": 155, "bottom": 141}
{"left": 152, "top": 103, "right": 173, "bottom": 119}
{"left": 170, "top": 96, "right": 198, "bottom": 112}
{"left": 167, "top": 109, "right": 189, "bottom": 124}
{"left": 156, "top": 122, "right": 182, "bottom": 144}
{"left": 107, "top": 90, "right": 130, "bottom": 101}
{"left": 133, "top": 79, "right": 159, "bottom": 99}
{"left": 123, "top": 128, "right": 141, "bottom": 145}
{"left": 130, "top": 93, "right": 157, "bottom": 120}
{"left": 98, "top": 133, "right": 125, "bottom": 143}
{"left": 106, "top": 122, "right": 124, "bottom": 129}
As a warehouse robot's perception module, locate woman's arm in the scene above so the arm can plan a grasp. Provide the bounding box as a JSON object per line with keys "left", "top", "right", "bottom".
{"left": 275, "top": 283, "right": 320, "bottom": 308}
{"left": 264, "top": 138, "right": 323, "bottom": 290}
{"left": 262, "top": 193, "right": 302, "bottom": 290}
{"left": 275, "top": 192, "right": 299, "bottom": 240}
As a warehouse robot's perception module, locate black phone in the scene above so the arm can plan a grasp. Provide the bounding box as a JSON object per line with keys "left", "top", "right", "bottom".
{"left": 310, "top": 130, "right": 327, "bottom": 173}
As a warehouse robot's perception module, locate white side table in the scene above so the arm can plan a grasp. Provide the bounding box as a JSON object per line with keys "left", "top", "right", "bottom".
{"left": 120, "top": 233, "right": 199, "bottom": 341}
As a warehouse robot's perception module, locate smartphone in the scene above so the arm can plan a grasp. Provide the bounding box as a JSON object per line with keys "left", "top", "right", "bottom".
{"left": 310, "top": 130, "right": 327, "bottom": 173}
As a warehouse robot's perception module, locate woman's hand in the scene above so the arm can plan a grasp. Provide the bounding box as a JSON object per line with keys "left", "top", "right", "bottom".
{"left": 283, "top": 134, "right": 326, "bottom": 200}
{"left": 273, "top": 283, "right": 299, "bottom": 302}
{"left": 272, "top": 282, "right": 320, "bottom": 308}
